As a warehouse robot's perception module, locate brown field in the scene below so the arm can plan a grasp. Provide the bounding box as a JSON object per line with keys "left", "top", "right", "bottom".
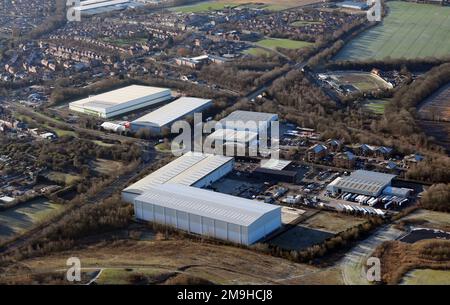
{"left": 398, "top": 209, "right": 450, "bottom": 232}
{"left": 92, "top": 158, "right": 124, "bottom": 176}
{"left": 0, "top": 239, "right": 343, "bottom": 285}
{"left": 301, "top": 211, "right": 366, "bottom": 234}
{"left": 417, "top": 120, "right": 450, "bottom": 153}
{"left": 371, "top": 239, "right": 450, "bottom": 284}
{"left": 418, "top": 84, "right": 450, "bottom": 122}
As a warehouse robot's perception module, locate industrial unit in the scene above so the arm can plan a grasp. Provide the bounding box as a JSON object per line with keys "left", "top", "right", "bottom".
{"left": 326, "top": 170, "right": 396, "bottom": 197}
{"left": 260, "top": 159, "right": 292, "bottom": 171}
{"left": 253, "top": 167, "right": 298, "bottom": 183}
{"left": 74, "top": 0, "right": 138, "bottom": 15}
{"left": 122, "top": 152, "right": 234, "bottom": 203}
{"left": 69, "top": 85, "right": 172, "bottom": 118}
{"left": 219, "top": 110, "right": 278, "bottom": 134}
{"left": 131, "top": 97, "right": 212, "bottom": 134}
{"left": 134, "top": 184, "right": 281, "bottom": 245}
{"left": 206, "top": 128, "right": 259, "bottom": 156}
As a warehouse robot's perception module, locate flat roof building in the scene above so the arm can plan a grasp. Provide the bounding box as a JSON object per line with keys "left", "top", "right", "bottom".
{"left": 260, "top": 159, "right": 292, "bottom": 171}
{"left": 220, "top": 110, "right": 278, "bottom": 133}
{"left": 131, "top": 97, "right": 212, "bottom": 134}
{"left": 69, "top": 85, "right": 172, "bottom": 119}
{"left": 122, "top": 152, "right": 234, "bottom": 203}
{"left": 337, "top": 1, "right": 370, "bottom": 10}
{"left": 327, "top": 170, "right": 396, "bottom": 197}
{"left": 133, "top": 183, "right": 281, "bottom": 245}
{"left": 75, "top": 0, "right": 135, "bottom": 14}
{"left": 205, "top": 128, "right": 259, "bottom": 156}
{"left": 253, "top": 167, "right": 298, "bottom": 183}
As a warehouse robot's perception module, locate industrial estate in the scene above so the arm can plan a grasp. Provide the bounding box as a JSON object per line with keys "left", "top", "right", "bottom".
{"left": 0, "top": 0, "right": 449, "bottom": 288}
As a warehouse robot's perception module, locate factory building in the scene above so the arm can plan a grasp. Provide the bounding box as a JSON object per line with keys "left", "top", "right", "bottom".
{"left": 205, "top": 128, "right": 259, "bottom": 156}
{"left": 122, "top": 152, "right": 234, "bottom": 203}
{"left": 336, "top": 1, "right": 370, "bottom": 10}
{"left": 74, "top": 0, "right": 136, "bottom": 15}
{"left": 206, "top": 110, "right": 278, "bottom": 156}
{"left": 326, "top": 170, "right": 396, "bottom": 197}
{"left": 69, "top": 85, "right": 172, "bottom": 119}
{"left": 133, "top": 184, "right": 282, "bottom": 245}
{"left": 260, "top": 159, "right": 292, "bottom": 171}
{"left": 253, "top": 167, "right": 298, "bottom": 183}
{"left": 131, "top": 97, "right": 212, "bottom": 134}
{"left": 219, "top": 110, "right": 278, "bottom": 134}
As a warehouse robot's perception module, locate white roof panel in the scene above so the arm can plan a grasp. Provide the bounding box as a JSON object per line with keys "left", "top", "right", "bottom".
{"left": 328, "top": 170, "right": 395, "bottom": 195}
{"left": 222, "top": 110, "right": 278, "bottom": 124}
{"left": 135, "top": 184, "right": 281, "bottom": 226}
{"left": 208, "top": 129, "right": 258, "bottom": 143}
{"left": 132, "top": 97, "right": 212, "bottom": 128}
{"left": 260, "top": 159, "right": 291, "bottom": 170}
{"left": 123, "top": 152, "right": 233, "bottom": 195}
{"left": 70, "top": 85, "right": 170, "bottom": 110}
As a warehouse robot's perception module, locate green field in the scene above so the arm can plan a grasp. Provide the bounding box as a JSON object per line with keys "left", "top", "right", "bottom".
{"left": 245, "top": 38, "right": 313, "bottom": 55}
{"left": 171, "top": 1, "right": 294, "bottom": 13}
{"left": 335, "top": 1, "right": 450, "bottom": 60}
{"left": 364, "top": 99, "right": 390, "bottom": 115}
{"left": 171, "top": 1, "right": 235, "bottom": 13}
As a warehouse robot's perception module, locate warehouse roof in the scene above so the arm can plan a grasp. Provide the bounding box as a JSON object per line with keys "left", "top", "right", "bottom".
{"left": 260, "top": 159, "right": 291, "bottom": 170}
{"left": 329, "top": 170, "right": 395, "bottom": 195}
{"left": 132, "top": 97, "right": 212, "bottom": 128}
{"left": 123, "top": 152, "right": 233, "bottom": 195}
{"left": 70, "top": 85, "right": 170, "bottom": 109}
{"left": 76, "top": 0, "right": 130, "bottom": 11}
{"left": 208, "top": 129, "right": 258, "bottom": 143}
{"left": 220, "top": 110, "right": 278, "bottom": 128}
{"left": 135, "top": 183, "right": 280, "bottom": 226}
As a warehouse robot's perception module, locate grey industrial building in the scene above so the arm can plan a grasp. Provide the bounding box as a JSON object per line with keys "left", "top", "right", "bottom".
{"left": 134, "top": 184, "right": 281, "bottom": 245}
{"left": 326, "top": 170, "right": 396, "bottom": 197}
{"left": 122, "top": 152, "right": 234, "bottom": 203}
{"left": 131, "top": 97, "right": 212, "bottom": 134}
{"left": 219, "top": 110, "right": 278, "bottom": 134}
{"left": 122, "top": 152, "right": 282, "bottom": 245}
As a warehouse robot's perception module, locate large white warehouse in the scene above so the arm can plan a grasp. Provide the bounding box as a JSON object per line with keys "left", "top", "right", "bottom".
{"left": 69, "top": 85, "right": 172, "bottom": 118}
{"left": 131, "top": 97, "right": 212, "bottom": 134}
{"left": 122, "top": 152, "right": 234, "bottom": 203}
{"left": 134, "top": 184, "right": 282, "bottom": 245}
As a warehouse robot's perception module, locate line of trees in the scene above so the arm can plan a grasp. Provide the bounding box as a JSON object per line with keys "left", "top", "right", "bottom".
{"left": 325, "top": 56, "right": 450, "bottom": 72}
{"left": 419, "top": 183, "right": 450, "bottom": 212}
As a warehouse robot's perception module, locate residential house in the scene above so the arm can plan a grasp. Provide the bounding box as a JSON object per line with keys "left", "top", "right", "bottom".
{"left": 307, "top": 144, "right": 328, "bottom": 162}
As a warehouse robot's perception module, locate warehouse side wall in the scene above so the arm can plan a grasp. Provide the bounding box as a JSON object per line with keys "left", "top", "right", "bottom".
{"left": 133, "top": 199, "right": 255, "bottom": 245}
{"left": 248, "top": 208, "right": 282, "bottom": 244}
{"left": 192, "top": 159, "right": 235, "bottom": 188}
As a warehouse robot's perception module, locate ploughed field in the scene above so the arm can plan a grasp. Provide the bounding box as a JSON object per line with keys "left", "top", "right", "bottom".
{"left": 418, "top": 83, "right": 450, "bottom": 122}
